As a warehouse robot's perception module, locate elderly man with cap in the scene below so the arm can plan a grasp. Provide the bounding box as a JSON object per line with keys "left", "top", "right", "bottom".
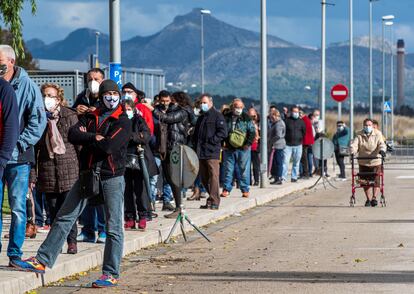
{"left": 15, "top": 80, "right": 132, "bottom": 288}
{"left": 122, "top": 82, "right": 154, "bottom": 135}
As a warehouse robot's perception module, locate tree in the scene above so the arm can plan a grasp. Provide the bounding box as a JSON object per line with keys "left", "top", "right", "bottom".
{"left": 0, "top": 29, "right": 37, "bottom": 69}
{"left": 0, "top": 0, "right": 37, "bottom": 58}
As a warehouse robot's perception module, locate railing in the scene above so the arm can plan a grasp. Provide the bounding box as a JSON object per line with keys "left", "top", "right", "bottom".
{"left": 386, "top": 138, "right": 414, "bottom": 164}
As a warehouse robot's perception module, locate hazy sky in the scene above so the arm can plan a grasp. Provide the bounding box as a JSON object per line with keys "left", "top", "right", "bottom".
{"left": 17, "top": 0, "right": 414, "bottom": 51}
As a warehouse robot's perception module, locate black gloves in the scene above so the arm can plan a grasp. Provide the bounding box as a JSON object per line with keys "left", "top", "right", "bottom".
{"left": 379, "top": 150, "right": 386, "bottom": 158}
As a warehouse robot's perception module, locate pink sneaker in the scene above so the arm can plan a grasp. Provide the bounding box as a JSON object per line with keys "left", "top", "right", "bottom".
{"left": 124, "top": 219, "right": 135, "bottom": 229}
{"left": 138, "top": 218, "right": 146, "bottom": 231}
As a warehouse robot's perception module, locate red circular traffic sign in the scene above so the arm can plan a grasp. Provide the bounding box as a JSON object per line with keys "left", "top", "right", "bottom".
{"left": 330, "top": 84, "right": 349, "bottom": 102}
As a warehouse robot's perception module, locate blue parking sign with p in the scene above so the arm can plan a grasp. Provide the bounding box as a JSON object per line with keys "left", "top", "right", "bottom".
{"left": 109, "top": 63, "right": 122, "bottom": 88}
{"left": 384, "top": 101, "right": 392, "bottom": 113}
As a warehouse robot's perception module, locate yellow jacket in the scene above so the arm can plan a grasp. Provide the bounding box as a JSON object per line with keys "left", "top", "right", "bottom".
{"left": 350, "top": 129, "right": 386, "bottom": 167}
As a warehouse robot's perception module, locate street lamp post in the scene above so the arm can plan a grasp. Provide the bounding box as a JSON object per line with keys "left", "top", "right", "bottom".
{"left": 321, "top": 0, "right": 326, "bottom": 132}
{"left": 384, "top": 20, "right": 395, "bottom": 142}
{"left": 349, "top": 0, "right": 354, "bottom": 139}
{"left": 260, "top": 0, "right": 268, "bottom": 188}
{"left": 95, "top": 31, "right": 100, "bottom": 68}
{"left": 369, "top": 0, "right": 379, "bottom": 119}
{"left": 200, "top": 9, "right": 211, "bottom": 94}
{"left": 109, "top": 0, "right": 121, "bottom": 64}
{"left": 382, "top": 15, "right": 395, "bottom": 133}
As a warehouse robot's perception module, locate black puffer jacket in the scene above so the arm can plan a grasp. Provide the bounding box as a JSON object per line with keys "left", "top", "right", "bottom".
{"left": 68, "top": 104, "right": 132, "bottom": 180}
{"left": 127, "top": 114, "right": 159, "bottom": 177}
{"left": 284, "top": 116, "right": 306, "bottom": 146}
{"left": 153, "top": 104, "right": 191, "bottom": 151}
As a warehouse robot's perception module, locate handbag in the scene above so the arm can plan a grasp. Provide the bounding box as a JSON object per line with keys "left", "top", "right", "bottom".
{"left": 78, "top": 120, "right": 111, "bottom": 199}
{"left": 79, "top": 162, "right": 103, "bottom": 199}
{"left": 125, "top": 153, "right": 141, "bottom": 170}
{"left": 229, "top": 129, "right": 246, "bottom": 148}
{"left": 339, "top": 146, "right": 350, "bottom": 157}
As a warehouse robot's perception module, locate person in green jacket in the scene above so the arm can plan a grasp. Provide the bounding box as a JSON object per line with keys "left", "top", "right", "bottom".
{"left": 332, "top": 121, "right": 350, "bottom": 180}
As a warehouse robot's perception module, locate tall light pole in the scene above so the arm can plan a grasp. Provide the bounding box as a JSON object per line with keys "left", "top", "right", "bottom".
{"left": 321, "top": 0, "right": 327, "bottom": 132}
{"left": 109, "top": 0, "right": 122, "bottom": 86}
{"left": 260, "top": 0, "right": 268, "bottom": 188}
{"left": 385, "top": 20, "right": 395, "bottom": 142}
{"left": 200, "top": 9, "right": 211, "bottom": 94}
{"left": 369, "top": 0, "right": 379, "bottom": 118}
{"left": 95, "top": 31, "right": 100, "bottom": 68}
{"left": 381, "top": 15, "right": 394, "bottom": 133}
{"left": 349, "top": 0, "right": 354, "bottom": 139}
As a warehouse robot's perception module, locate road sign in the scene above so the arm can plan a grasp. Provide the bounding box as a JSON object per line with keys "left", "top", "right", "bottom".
{"left": 312, "top": 137, "right": 335, "bottom": 160}
{"left": 169, "top": 145, "right": 199, "bottom": 188}
{"left": 384, "top": 101, "right": 392, "bottom": 113}
{"left": 331, "top": 84, "right": 349, "bottom": 102}
{"left": 109, "top": 63, "right": 122, "bottom": 88}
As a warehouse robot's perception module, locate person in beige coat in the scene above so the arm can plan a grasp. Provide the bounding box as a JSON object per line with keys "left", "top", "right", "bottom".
{"left": 350, "top": 118, "right": 386, "bottom": 207}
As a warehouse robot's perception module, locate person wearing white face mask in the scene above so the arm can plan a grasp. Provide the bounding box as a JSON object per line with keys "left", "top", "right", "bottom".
{"left": 32, "top": 83, "right": 80, "bottom": 254}
{"left": 17, "top": 80, "right": 132, "bottom": 288}
{"left": 73, "top": 68, "right": 105, "bottom": 115}
{"left": 192, "top": 94, "right": 227, "bottom": 208}
{"left": 221, "top": 98, "right": 256, "bottom": 198}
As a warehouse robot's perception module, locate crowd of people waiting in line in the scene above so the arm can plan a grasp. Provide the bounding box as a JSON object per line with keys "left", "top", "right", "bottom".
{"left": 0, "top": 44, "right": 386, "bottom": 287}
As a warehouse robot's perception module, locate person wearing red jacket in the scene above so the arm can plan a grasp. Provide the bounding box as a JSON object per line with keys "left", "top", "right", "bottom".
{"left": 121, "top": 82, "right": 154, "bottom": 136}
{"left": 300, "top": 111, "right": 315, "bottom": 179}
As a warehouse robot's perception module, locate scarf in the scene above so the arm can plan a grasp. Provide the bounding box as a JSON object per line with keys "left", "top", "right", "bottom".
{"left": 45, "top": 107, "right": 66, "bottom": 159}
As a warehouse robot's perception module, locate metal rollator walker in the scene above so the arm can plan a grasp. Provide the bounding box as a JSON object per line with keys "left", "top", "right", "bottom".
{"left": 350, "top": 154, "right": 385, "bottom": 207}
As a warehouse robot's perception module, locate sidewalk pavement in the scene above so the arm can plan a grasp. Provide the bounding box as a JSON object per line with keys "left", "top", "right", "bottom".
{"left": 0, "top": 176, "right": 323, "bottom": 294}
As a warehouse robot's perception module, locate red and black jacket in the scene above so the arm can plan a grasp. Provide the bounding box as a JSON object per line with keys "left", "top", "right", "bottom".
{"left": 68, "top": 104, "right": 132, "bottom": 180}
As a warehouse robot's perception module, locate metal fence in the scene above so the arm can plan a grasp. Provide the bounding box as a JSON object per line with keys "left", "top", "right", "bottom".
{"left": 386, "top": 138, "right": 414, "bottom": 164}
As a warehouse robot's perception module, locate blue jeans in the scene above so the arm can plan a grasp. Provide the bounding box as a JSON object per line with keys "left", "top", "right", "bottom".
{"left": 33, "top": 188, "right": 49, "bottom": 227}
{"left": 152, "top": 157, "right": 173, "bottom": 204}
{"left": 36, "top": 176, "right": 125, "bottom": 278}
{"left": 194, "top": 176, "right": 207, "bottom": 193}
{"left": 271, "top": 148, "right": 285, "bottom": 180}
{"left": 0, "top": 163, "right": 30, "bottom": 259}
{"left": 282, "top": 145, "right": 303, "bottom": 180}
{"left": 223, "top": 148, "right": 251, "bottom": 193}
{"left": 307, "top": 147, "right": 314, "bottom": 175}
{"left": 80, "top": 203, "right": 105, "bottom": 236}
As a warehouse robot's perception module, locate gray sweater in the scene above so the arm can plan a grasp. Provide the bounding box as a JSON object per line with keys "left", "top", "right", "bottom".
{"left": 268, "top": 119, "right": 286, "bottom": 150}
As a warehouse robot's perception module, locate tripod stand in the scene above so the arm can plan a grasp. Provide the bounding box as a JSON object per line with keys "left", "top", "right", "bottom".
{"left": 164, "top": 145, "right": 211, "bottom": 244}
{"left": 309, "top": 138, "right": 337, "bottom": 190}
{"left": 164, "top": 204, "right": 211, "bottom": 243}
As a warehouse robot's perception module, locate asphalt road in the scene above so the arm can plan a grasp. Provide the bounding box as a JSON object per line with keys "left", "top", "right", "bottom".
{"left": 39, "top": 167, "right": 414, "bottom": 294}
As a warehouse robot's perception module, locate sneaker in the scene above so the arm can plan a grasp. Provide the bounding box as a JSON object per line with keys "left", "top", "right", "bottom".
{"left": 291, "top": 179, "right": 298, "bottom": 183}
{"left": 200, "top": 203, "right": 219, "bottom": 210}
{"left": 162, "top": 202, "right": 175, "bottom": 211}
{"left": 371, "top": 198, "right": 378, "bottom": 207}
{"left": 220, "top": 190, "right": 230, "bottom": 198}
{"left": 10, "top": 257, "right": 45, "bottom": 274}
{"left": 76, "top": 231, "right": 96, "bottom": 243}
{"left": 365, "top": 200, "right": 371, "bottom": 207}
{"left": 124, "top": 219, "right": 136, "bottom": 229}
{"left": 67, "top": 242, "right": 78, "bottom": 254}
{"left": 138, "top": 218, "right": 147, "bottom": 230}
{"left": 97, "top": 231, "right": 106, "bottom": 244}
{"left": 36, "top": 225, "right": 51, "bottom": 234}
{"left": 164, "top": 209, "right": 180, "bottom": 219}
{"left": 92, "top": 274, "right": 119, "bottom": 288}
{"left": 242, "top": 192, "right": 250, "bottom": 198}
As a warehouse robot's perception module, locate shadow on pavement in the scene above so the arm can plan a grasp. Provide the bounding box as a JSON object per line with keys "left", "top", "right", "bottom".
{"left": 168, "top": 271, "right": 414, "bottom": 284}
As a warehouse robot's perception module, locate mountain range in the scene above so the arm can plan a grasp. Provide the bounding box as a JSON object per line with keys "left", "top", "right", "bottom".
{"left": 26, "top": 8, "right": 414, "bottom": 106}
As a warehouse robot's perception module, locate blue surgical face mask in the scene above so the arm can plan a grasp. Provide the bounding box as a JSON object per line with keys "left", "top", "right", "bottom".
{"left": 364, "top": 126, "right": 373, "bottom": 134}
{"left": 337, "top": 126, "right": 344, "bottom": 132}
{"left": 292, "top": 112, "right": 299, "bottom": 119}
{"left": 201, "top": 103, "right": 209, "bottom": 113}
{"left": 126, "top": 110, "right": 134, "bottom": 119}
{"left": 123, "top": 94, "right": 133, "bottom": 101}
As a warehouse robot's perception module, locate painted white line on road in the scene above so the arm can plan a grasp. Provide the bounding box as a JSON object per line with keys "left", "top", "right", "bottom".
{"left": 396, "top": 176, "right": 414, "bottom": 179}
